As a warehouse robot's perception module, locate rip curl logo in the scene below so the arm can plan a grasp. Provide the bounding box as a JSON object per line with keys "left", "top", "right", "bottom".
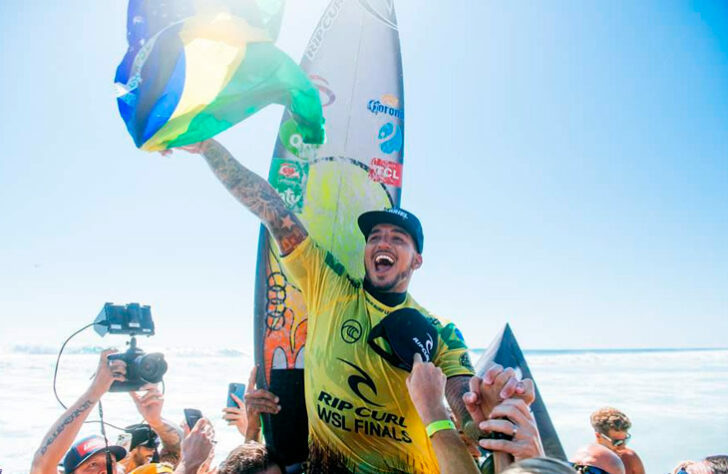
{"left": 341, "top": 319, "right": 363, "bottom": 344}
{"left": 411, "top": 333, "right": 434, "bottom": 361}
{"left": 338, "top": 358, "right": 383, "bottom": 406}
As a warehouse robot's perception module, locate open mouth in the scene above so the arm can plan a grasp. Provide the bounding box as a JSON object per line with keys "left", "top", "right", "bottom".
{"left": 374, "top": 253, "right": 395, "bottom": 272}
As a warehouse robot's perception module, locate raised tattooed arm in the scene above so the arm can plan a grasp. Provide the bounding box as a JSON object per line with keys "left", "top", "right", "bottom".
{"left": 31, "top": 350, "right": 126, "bottom": 474}
{"left": 154, "top": 419, "right": 183, "bottom": 465}
{"left": 129, "top": 385, "right": 182, "bottom": 465}
{"left": 196, "top": 139, "right": 308, "bottom": 255}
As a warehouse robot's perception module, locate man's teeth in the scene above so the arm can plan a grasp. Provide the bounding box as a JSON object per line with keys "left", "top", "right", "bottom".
{"left": 375, "top": 255, "right": 394, "bottom": 265}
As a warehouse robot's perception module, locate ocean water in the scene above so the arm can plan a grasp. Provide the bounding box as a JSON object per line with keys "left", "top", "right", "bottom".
{"left": 0, "top": 347, "right": 726, "bottom": 473}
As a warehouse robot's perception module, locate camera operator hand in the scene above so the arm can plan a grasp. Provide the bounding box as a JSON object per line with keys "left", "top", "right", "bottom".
{"left": 31, "top": 349, "right": 125, "bottom": 474}
{"left": 90, "top": 348, "right": 127, "bottom": 398}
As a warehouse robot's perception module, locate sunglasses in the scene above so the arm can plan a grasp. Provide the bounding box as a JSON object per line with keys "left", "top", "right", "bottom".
{"left": 598, "top": 431, "right": 631, "bottom": 447}
{"left": 571, "top": 463, "right": 612, "bottom": 474}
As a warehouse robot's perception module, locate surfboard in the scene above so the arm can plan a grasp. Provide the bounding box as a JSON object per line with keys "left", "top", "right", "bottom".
{"left": 253, "top": 0, "right": 406, "bottom": 465}
{"left": 474, "top": 324, "right": 567, "bottom": 461}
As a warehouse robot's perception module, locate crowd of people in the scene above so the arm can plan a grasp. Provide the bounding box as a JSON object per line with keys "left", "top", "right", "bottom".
{"left": 30, "top": 138, "right": 726, "bottom": 474}
{"left": 29, "top": 350, "right": 726, "bottom": 474}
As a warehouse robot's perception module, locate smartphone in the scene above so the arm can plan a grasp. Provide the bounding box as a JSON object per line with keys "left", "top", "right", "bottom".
{"left": 116, "top": 432, "right": 132, "bottom": 451}
{"left": 183, "top": 408, "right": 203, "bottom": 430}
{"left": 227, "top": 382, "right": 246, "bottom": 408}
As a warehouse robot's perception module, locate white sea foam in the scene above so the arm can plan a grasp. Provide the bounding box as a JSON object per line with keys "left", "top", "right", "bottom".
{"left": 0, "top": 349, "right": 726, "bottom": 473}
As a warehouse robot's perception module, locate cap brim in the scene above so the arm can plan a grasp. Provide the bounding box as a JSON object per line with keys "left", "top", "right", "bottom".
{"left": 358, "top": 210, "right": 407, "bottom": 239}
{"left": 78, "top": 445, "right": 127, "bottom": 467}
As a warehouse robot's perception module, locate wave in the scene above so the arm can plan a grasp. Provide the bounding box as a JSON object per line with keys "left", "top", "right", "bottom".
{"left": 4, "top": 344, "right": 724, "bottom": 359}
{"left": 2, "top": 344, "right": 252, "bottom": 358}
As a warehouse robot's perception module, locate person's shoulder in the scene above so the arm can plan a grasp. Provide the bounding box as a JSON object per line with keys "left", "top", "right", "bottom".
{"left": 618, "top": 448, "right": 642, "bottom": 460}
{"left": 618, "top": 448, "right": 645, "bottom": 473}
{"left": 409, "top": 303, "right": 469, "bottom": 352}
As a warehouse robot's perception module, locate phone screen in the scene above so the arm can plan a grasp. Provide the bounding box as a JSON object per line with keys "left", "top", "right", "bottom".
{"left": 184, "top": 408, "right": 203, "bottom": 430}
{"left": 227, "top": 382, "right": 246, "bottom": 408}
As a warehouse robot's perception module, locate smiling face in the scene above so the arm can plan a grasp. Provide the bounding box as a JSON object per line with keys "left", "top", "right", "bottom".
{"left": 363, "top": 223, "right": 422, "bottom": 293}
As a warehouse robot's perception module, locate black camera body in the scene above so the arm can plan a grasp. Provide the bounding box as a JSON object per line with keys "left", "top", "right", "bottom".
{"left": 108, "top": 336, "right": 168, "bottom": 392}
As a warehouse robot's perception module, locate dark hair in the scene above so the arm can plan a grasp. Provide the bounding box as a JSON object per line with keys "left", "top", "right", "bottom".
{"left": 218, "top": 443, "right": 284, "bottom": 474}
{"left": 705, "top": 455, "right": 728, "bottom": 474}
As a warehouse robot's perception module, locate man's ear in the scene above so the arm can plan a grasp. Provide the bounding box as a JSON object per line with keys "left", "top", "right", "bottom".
{"left": 412, "top": 253, "right": 423, "bottom": 270}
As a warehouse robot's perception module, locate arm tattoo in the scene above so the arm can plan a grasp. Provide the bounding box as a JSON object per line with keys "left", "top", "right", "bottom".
{"left": 39, "top": 400, "right": 93, "bottom": 455}
{"left": 445, "top": 376, "right": 472, "bottom": 429}
{"left": 155, "top": 421, "right": 182, "bottom": 464}
{"left": 201, "top": 140, "right": 308, "bottom": 255}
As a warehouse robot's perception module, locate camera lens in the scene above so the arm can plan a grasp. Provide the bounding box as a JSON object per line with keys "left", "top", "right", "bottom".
{"left": 134, "top": 353, "right": 168, "bottom": 383}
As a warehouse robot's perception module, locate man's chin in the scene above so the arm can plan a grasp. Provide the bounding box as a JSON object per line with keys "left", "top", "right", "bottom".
{"left": 364, "top": 275, "right": 397, "bottom": 292}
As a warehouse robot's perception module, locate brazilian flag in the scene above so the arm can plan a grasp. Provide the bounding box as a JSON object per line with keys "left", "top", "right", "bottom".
{"left": 115, "top": 0, "right": 324, "bottom": 151}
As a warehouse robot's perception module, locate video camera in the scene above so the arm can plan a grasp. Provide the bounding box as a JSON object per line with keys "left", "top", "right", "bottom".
{"left": 95, "top": 303, "right": 168, "bottom": 392}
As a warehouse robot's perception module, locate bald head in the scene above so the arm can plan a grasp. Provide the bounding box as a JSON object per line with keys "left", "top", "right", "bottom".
{"left": 571, "top": 443, "right": 625, "bottom": 474}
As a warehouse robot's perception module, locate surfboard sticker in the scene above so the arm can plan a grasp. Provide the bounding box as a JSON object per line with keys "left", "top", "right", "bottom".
{"left": 475, "top": 324, "right": 567, "bottom": 460}
{"left": 253, "top": 0, "right": 405, "bottom": 462}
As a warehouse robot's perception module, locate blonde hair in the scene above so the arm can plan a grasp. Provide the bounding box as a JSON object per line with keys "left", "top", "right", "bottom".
{"left": 590, "top": 407, "right": 632, "bottom": 434}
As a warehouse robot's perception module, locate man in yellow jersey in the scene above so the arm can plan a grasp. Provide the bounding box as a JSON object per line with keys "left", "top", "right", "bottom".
{"left": 176, "top": 139, "right": 522, "bottom": 473}
{"left": 281, "top": 207, "right": 473, "bottom": 472}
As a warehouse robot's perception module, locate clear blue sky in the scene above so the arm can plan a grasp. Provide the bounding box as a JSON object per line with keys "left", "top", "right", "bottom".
{"left": 0, "top": 0, "right": 726, "bottom": 351}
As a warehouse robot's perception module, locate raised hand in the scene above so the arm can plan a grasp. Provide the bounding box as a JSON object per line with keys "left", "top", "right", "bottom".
{"left": 130, "top": 384, "right": 164, "bottom": 426}
{"left": 406, "top": 353, "right": 449, "bottom": 425}
{"left": 90, "top": 348, "right": 126, "bottom": 398}
{"left": 241, "top": 365, "right": 281, "bottom": 441}
{"left": 477, "top": 398, "right": 544, "bottom": 461}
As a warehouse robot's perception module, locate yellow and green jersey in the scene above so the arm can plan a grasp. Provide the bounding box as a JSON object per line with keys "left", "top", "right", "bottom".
{"left": 281, "top": 237, "right": 474, "bottom": 473}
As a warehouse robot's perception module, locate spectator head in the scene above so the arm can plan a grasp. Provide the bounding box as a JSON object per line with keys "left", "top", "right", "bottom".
{"left": 705, "top": 455, "right": 728, "bottom": 474}
{"left": 123, "top": 424, "right": 161, "bottom": 469}
{"left": 571, "top": 444, "right": 625, "bottom": 474}
{"left": 590, "top": 407, "right": 632, "bottom": 451}
{"left": 501, "top": 457, "right": 577, "bottom": 473}
{"left": 672, "top": 460, "right": 715, "bottom": 474}
{"left": 63, "top": 435, "right": 126, "bottom": 474}
{"left": 218, "top": 442, "right": 285, "bottom": 474}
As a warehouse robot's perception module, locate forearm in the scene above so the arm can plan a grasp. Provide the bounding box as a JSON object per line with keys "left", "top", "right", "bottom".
{"left": 31, "top": 388, "right": 100, "bottom": 474}
{"left": 430, "top": 429, "right": 480, "bottom": 474}
{"left": 244, "top": 425, "right": 262, "bottom": 443}
{"left": 200, "top": 139, "right": 307, "bottom": 255}
{"left": 445, "top": 376, "right": 473, "bottom": 428}
{"left": 149, "top": 418, "right": 183, "bottom": 465}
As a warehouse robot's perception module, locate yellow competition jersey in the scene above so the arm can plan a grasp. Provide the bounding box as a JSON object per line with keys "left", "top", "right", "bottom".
{"left": 281, "top": 237, "right": 474, "bottom": 473}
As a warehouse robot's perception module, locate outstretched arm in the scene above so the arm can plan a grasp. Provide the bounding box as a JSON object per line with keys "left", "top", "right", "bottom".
{"left": 407, "top": 355, "right": 479, "bottom": 474}
{"left": 31, "top": 350, "right": 126, "bottom": 474}
{"left": 192, "top": 139, "right": 308, "bottom": 255}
